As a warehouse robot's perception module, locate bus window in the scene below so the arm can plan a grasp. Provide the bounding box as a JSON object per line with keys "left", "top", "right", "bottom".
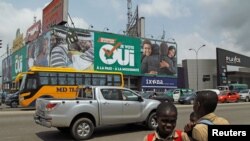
{"left": 84, "top": 74, "right": 91, "bottom": 85}
{"left": 58, "top": 73, "right": 66, "bottom": 85}
{"left": 76, "top": 73, "right": 82, "bottom": 85}
{"left": 67, "top": 73, "right": 75, "bottom": 85}
{"left": 99, "top": 75, "right": 106, "bottom": 85}
{"left": 50, "top": 73, "right": 57, "bottom": 85}
{"left": 107, "top": 75, "right": 113, "bottom": 86}
{"left": 92, "top": 74, "right": 99, "bottom": 85}
{"left": 27, "top": 78, "right": 37, "bottom": 90}
{"left": 114, "top": 75, "right": 121, "bottom": 86}
{"left": 39, "top": 72, "right": 49, "bottom": 85}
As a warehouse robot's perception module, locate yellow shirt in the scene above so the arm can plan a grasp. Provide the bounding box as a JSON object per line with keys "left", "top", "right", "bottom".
{"left": 143, "top": 130, "right": 190, "bottom": 141}
{"left": 192, "top": 113, "right": 229, "bottom": 141}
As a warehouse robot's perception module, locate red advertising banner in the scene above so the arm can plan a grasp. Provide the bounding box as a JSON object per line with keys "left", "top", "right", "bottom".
{"left": 42, "top": 0, "right": 68, "bottom": 33}
{"left": 25, "top": 20, "right": 41, "bottom": 43}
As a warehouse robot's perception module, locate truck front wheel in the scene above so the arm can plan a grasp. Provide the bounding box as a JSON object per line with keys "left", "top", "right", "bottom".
{"left": 146, "top": 112, "right": 158, "bottom": 130}
{"left": 71, "top": 118, "right": 94, "bottom": 140}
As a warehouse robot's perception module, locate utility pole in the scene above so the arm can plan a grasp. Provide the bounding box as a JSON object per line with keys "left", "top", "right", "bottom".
{"left": 189, "top": 44, "right": 206, "bottom": 91}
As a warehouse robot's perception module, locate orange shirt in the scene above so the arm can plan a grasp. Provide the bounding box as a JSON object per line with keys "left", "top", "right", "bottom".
{"left": 143, "top": 129, "right": 190, "bottom": 141}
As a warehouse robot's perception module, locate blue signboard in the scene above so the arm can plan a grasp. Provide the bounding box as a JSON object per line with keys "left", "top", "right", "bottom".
{"left": 141, "top": 76, "right": 177, "bottom": 89}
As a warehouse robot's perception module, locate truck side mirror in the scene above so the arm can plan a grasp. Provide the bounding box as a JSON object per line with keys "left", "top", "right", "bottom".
{"left": 138, "top": 96, "right": 143, "bottom": 102}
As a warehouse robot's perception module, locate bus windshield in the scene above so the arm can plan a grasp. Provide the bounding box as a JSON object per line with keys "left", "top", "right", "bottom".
{"left": 19, "top": 66, "right": 124, "bottom": 107}
{"left": 19, "top": 74, "right": 27, "bottom": 92}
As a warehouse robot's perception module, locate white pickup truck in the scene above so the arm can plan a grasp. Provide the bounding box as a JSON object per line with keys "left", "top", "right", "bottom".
{"left": 34, "top": 86, "right": 160, "bottom": 140}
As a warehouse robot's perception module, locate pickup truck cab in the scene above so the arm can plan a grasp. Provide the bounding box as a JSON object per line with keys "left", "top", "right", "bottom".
{"left": 34, "top": 86, "right": 160, "bottom": 140}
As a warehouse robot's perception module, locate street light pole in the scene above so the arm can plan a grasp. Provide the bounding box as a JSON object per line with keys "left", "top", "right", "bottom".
{"left": 189, "top": 44, "right": 206, "bottom": 91}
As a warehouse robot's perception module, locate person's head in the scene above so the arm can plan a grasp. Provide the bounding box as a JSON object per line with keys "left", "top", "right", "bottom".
{"left": 42, "top": 37, "right": 49, "bottom": 53}
{"left": 156, "top": 102, "right": 177, "bottom": 137}
{"left": 50, "top": 34, "right": 58, "bottom": 48}
{"left": 142, "top": 39, "right": 152, "bottom": 56}
{"left": 193, "top": 90, "right": 218, "bottom": 119}
{"left": 189, "top": 111, "right": 198, "bottom": 123}
{"left": 167, "top": 46, "right": 176, "bottom": 58}
{"left": 160, "top": 42, "right": 168, "bottom": 56}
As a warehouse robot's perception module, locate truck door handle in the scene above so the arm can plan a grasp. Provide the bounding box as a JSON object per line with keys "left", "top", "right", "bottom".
{"left": 124, "top": 103, "right": 129, "bottom": 106}
{"left": 103, "top": 102, "right": 109, "bottom": 104}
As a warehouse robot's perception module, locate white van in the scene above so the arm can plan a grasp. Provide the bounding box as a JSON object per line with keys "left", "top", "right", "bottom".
{"left": 202, "top": 89, "right": 221, "bottom": 95}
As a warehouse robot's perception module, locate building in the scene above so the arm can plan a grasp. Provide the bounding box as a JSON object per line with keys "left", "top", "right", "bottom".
{"left": 180, "top": 48, "right": 250, "bottom": 91}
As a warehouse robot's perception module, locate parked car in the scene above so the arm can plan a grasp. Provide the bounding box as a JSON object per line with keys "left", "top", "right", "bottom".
{"left": 238, "top": 89, "right": 250, "bottom": 102}
{"left": 5, "top": 91, "right": 19, "bottom": 108}
{"left": 140, "top": 91, "right": 174, "bottom": 103}
{"left": 203, "top": 89, "right": 221, "bottom": 95}
{"left": 166, "top": 88, "right": 193, "bottom": 102}
{"left": 178, "top": 92, "right": 196, "bottom": 104}
{"left": 218, "top": 91, "right": 240, "bottom": 103}
{"left": 1, "top": 91, "right": 7, "bottom": 104}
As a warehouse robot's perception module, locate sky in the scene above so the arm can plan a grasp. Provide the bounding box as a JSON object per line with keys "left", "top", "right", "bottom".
{"left": 0, "top": 0, "right": 250, "bottom": 64}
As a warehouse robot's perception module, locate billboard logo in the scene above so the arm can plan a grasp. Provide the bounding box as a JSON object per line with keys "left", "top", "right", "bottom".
{"left": 15, "top": 55, "right": 23, "bottom": 74}
{"left": 146, "top": 79, "right": 164, "bottom": 85}
{"left": 225, "top": 56, "right": 241, "bottom": 64}
{"left": 99, "top": 43, "right": 135, "bottom": 66}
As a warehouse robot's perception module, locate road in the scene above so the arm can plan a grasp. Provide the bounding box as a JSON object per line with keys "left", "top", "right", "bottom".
{"left": 0, "top": 102, "right": 249, "bottom": 141}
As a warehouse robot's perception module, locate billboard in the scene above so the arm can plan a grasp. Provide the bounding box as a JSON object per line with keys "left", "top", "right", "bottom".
{"left": 26, "top": 26, "right": 178, "bottom": 77}
{"left": 141, "top": 76, "right": 177, "bottom": 89}
{"left": 26, "top": 32, "right": 50, "bottom": 69}
{"left": 94, "top": 32, "right": 141, "bottom": 75}
{"left": 42, "top": 0, "right": 68, "bottom": 33}
{"left": 2, "top": 56, "right": 12, "bottom": 83}
{"left": 12, "top": 29, "right": 24, "bottom": 53}
{"left": 141, "top": 39, "right": 177, "bottom": 77}
{"left": 11, "top": 46, "right": 27, "bottom": 80}
{"left": 216, "top": 48, "right": 250, "bottom": 85}
{"left": 25, "top": 20, "right": 41, "bottom": 43}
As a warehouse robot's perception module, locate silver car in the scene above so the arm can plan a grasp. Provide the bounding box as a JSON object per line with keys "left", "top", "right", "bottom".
{"left": 239, "top": 89, "right": 250, "bottom": 102}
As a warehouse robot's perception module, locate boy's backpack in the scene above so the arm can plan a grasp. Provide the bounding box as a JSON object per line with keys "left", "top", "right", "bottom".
{"left": 197, "top": 119, "right": 214, "bottom": 125}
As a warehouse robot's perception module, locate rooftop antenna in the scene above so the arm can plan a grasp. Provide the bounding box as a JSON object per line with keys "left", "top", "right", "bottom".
{"left": 67, "top": 12, "right": 75, "bottom": 28}
{"left": 161, "top": 30, "right": 165, "bottom": 40}
{"left": 33, "top": 16, "right": 37, "bottom": 23}
{"left": 127, "top": 0, "right": 132, "bottom": 32}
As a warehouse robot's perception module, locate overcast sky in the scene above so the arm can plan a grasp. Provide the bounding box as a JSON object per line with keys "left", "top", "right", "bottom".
{"left": 0, "top": 0, "right": 250, "bottom": 64}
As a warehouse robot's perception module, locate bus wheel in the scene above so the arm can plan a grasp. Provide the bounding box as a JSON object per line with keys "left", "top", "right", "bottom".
{"left": 71, "top": 118, "right": 94, "bottom": 140}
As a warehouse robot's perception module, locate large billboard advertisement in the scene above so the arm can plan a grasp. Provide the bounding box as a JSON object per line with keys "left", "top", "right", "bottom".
{"left": 25, "top": 20, "right": 41, "bottom": 43}
{"left": 27, "top": 32, "right": 50, "bottom": 69}
{"left": 11, "top": 46, "right": 27, "bottom": 80}
{"left": 2, "top": 57, "right": 12, "bottom": 83}
{"left": 42, "top": 0, "right": 68, "bottom": 33}
{"left": 141, "top": 39, "right": 177, "bottom": 77}
{"left": 25, "top": 26, "right": 178, "bottom": 77}
{"left": 94, "top": 32, "right": 141, "bottom": 75}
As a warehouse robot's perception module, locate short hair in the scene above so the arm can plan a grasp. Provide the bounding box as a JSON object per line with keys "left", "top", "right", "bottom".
{"left": 196, "top": 90, "right": 218, "bottom": 113}
{"left": 143, "top": 39, "right": 152, "bottom": 47}
{"left": 168, "top": 46, "right": 176, "bottom": 56}
{"left": 156, "top": 102, "right": 177, "bottom": 117}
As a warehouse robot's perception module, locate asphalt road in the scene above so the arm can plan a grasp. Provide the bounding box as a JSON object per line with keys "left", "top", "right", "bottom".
{"left": 0, "top": 102, "right": 250, "bottom": 141}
